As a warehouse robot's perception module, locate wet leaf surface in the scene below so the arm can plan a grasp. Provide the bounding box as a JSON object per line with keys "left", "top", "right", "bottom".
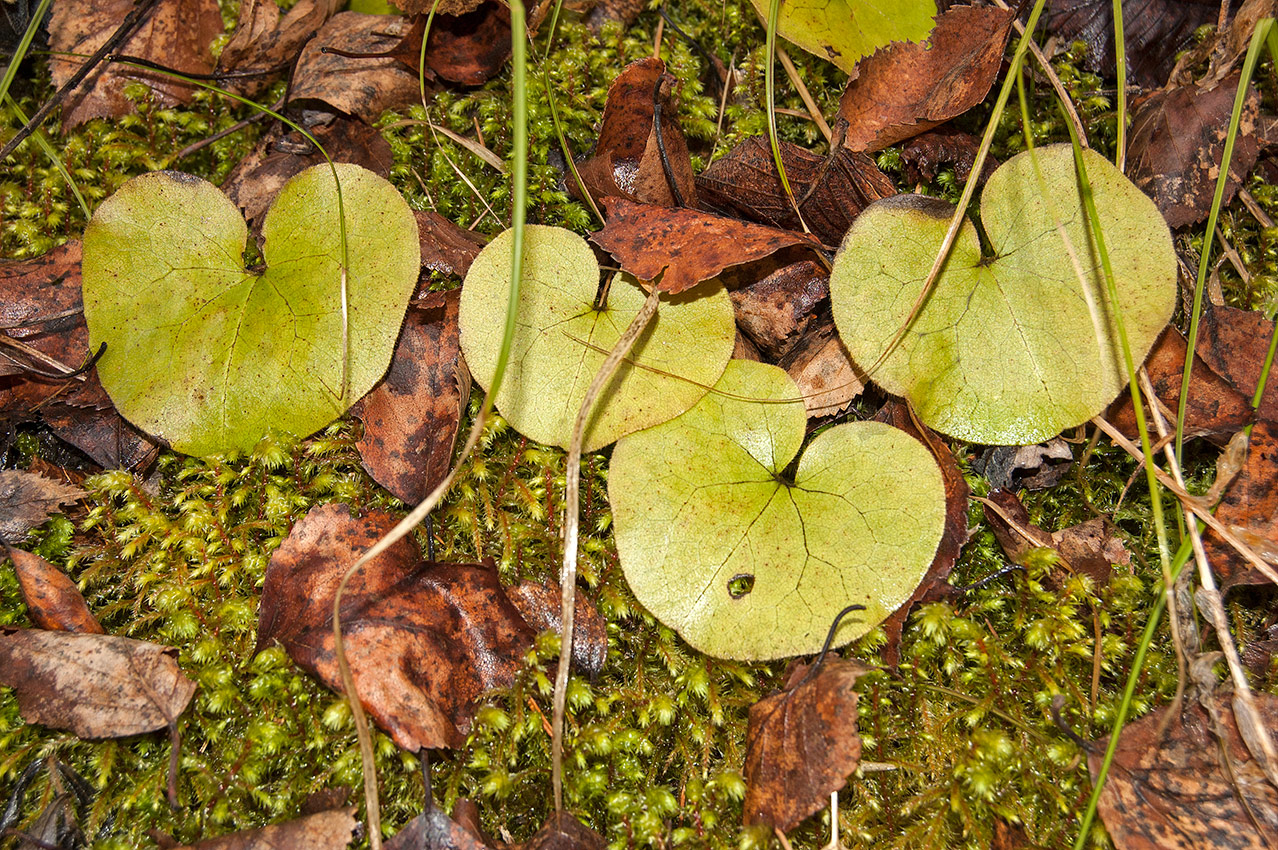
{"left": 505, "top": 579, "right": 608, "bottom": 679}
{"left": 592, "top": 198, "right": 819, "bottom": 294}
{"left": 1203, "top": 421, "right": 1278, "bottom": 588}
{"left": 743, "top": 658, "right": 869, "bottom": 831}
{"left": 0, "top": 470, "right": 84, "bottom": 544}
{"left": 256, "top": 504, "right": 536, "bottom": 750}
{"left": 900, "top": 126, "right": 998, "bottom": 186}
{"left": 775, "top": 311, "right": 863, "bottom": 418}
{"left": 354, "top": 291, "right": 468, "bottom": 505}
{"left": 385, "top": 803, "right": 488, "bottom": 850}
{"left": 975, "top": 439, "right": 1076, "bottom": 491}
{"left": 836, "top": 4, "right": 1014, "bottom": 152}
{"left": 289, "top": 12, "right": 421, "bottom": 122}
{"left": 0, "top": 630, "right": 195, "bottom": 737}
{"left": 425, "top": 3, "right": 513, "bottom": 86}
{"left": 5, "top": 545, "right": 103, "bottom": 633}
{"left": 172, "top": 807, "right": 358, "bottom": 850}
{"left": 1128, "top": 74, "right": 1261, "bottom": 229}
{"left": 521, "top": 811, "right": 605, "bottom": 850}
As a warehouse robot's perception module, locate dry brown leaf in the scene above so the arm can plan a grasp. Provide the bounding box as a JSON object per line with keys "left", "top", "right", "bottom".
{"left": 1203, "top": 422, "right": 1278, "bottom": 588}
{"left": 591, "top": 198, "right": 818, "bottom": 294}
{"left": 353, "top": 291, "right": 469, "bottom": 505}
{"left": 742, "top": 658, "right": 869, "bottom": 831}
{"left": 217, "top": 0, "right": 342, "bottom": 97}
{"left": 975, "top": 439, "right": 1076, "bottom": 491}
{"left": 5, "top": 545, "right": 102, "bottom": 634}
{"left": 1197, "top": 304, "right": 1278, "bottom": 423}
{"left": 289, "top": 13, "right": 421, "bottom": 122}
{"left": 416, "top": 212, "right": 488, "bottom": 280}
{"left": 425, "top": 3, "right": 513, "bottom": 86}
{"left": 0, "top": 470, "right": 84, "bottom": 544}
{"left": 399, "top": 0, "right": 486, "bottom": 15}
{"left": 775, "top": 312, "right": 863, "bottom": 418}
{"left": 837, "top": 5, "right": 1014, "bottom": 152}
{"left": 172, "top": 807, "right": 358, "bottom": 850}
{"left": 521, "top": 811, "right": 605, "bottom": 850}
{"left": 900, "top": 126, "right": 998, "bottom": 186}
{"left": 0, "top": 630, "right": 195, "bottom": 737}
{"left": 1128, "top": 74, "right": 1261, "bottom": 229}
{"left": 730, "top": 259, "right": 829, "bottom": 361}
{"left": 982, "top": 489, "right": 1129, "bottom": 585}
{"left": 49, "top": 0, "right": 222, "bottom": 129}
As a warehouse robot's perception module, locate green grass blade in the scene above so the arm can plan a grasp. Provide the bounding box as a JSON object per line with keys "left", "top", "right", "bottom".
{"left": 4, "top": 92, "right": 90, "bottom": 220}
{"left": 0, "top": 0, "right": 52, "bottom": 107}
{"left": 1111, "top": 0, "right": 1126, "bottom": 168}
{"left": 763, "top": 0, "right": 807, "bottom": 232}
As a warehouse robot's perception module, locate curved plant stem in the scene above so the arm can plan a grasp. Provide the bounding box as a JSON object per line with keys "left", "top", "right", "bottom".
{"left": 762, "top": 0, "right": 809, "bottom": 234}
{"left": 4, "top": 94, "right": 90, "bottom": 220}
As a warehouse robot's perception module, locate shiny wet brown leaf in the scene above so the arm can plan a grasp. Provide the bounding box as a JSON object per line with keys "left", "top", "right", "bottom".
{"left": 0, "top": 470, "right": 84, "bottom": 544}
{"left": 289, "top": 12, "right": 421, "bottom": 122}
{"left": 730, "top": 259, "right": 829, "bottom": 361}
{"left": 900, "top": 126, "right": 998, "bottom": 186}
{"left": 0, "top": 630, "right": 195, "bottom": 737}
{"left": 353, "top": 291, "right": 469, "bottom": 505}
{"left": 521, "top": 811, "right": 604, "bottom": 850}
{"left": 591, "top": 198, "right": 819, "bottom": 294}
{"left": 1203, "top": 421, "right": 1278, "bottom": 588}
{"left": 5, "top": 545, "right": 102, "bottom": 633}
{"left": 505, "top": 579, "right": 608, "bottom": 679}
{"left": 385, "top": 803, "right": 488, "bottom": 850}
{"left": 1090, "top": 697, "right": 1278, "bottom": 848}
{"left": 837, "top": 4, "right": 1014, "bottom": 152}
{"left": 742, "top": 658, "right": 870, "bottom": 832}
{"left": 217, "top": 0, "right": 342, "bottom": 97}
{"left": 172, "top": 807, "right": 358, "bottom": 850}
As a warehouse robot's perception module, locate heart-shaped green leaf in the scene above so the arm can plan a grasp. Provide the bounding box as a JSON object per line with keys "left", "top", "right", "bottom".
{"left": 82, "top": 164, "right": 420, "bottom": 456}
{"left": 609, "top": 359, "right": 946, "bottom": 660}
{"left": 749, "top": 0, "right": 936, "bottom": 73}
{"left": 830, "top": 143, "right": 1177, "bottom": 445}
{"left": 458, "top": 225, "right": 735, "bottom": 452}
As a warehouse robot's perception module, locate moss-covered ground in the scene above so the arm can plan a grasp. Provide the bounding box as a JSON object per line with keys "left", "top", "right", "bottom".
{"left": 2, "top": 4, "right": 1276, "bottom": 849}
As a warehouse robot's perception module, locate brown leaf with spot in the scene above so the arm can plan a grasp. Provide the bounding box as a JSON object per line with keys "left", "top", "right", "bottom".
{"left": 505, "top": 579, "right": 608, "bottom": 679}
{"left": 696, "top": 136, "right": 894, "bottom": 246}
{"left": 730, "top": 259, "right": 829, "bottom": 361}
{"left": 289, "top": 13, "right": 421, "bottom": 122}
{"left": 575, "top": 58, "right": 697, "bottom": 209}
{"left": 353, "top": 291, "right": 469, "bottom": 505}
{"left": 1197, "top": 304, "right": 1278, "bottom": 423}
{"left": 1090, "top": 697, "right": 1278, "bottom": 849}
{"left": 0, "top": 470, "right": 84, "bottom": 544}
{"left": 743, "top": 658, "right": 870, "bottom": 831}
{"left": 837, "top": 5, "right": 1014, "bottom": 152}
{"left": 426, "top": 3, "right": 513, "bottom": 86}
{"left": 217, "top": 0, "right": 342, "bottom": 97}
{"left": 49, "top": 0, "right": 223, "bottom": 129}
{"left": 1203, "top": 421, "right": 1278, "bottom": 588}
{"left": 776, "top": 312, "right": 863, "bottom": 418}
{"left": 591, "top": 198, "right": 818, "bottom": 294}
{"left": 416, "top": 212, "right": 489, "bottom": 280}
{"left": 874, "top": 400, "right": 969, "bottom": 667}
{"left": 1128, "top": 74, "right": 1260, "bottom": 229}
{"left": 256, "top": 504, "right": 535, "bottom": 750}
{"left": 172, "top": 807, "right": 358, "bottom": 850}
{"left": 982, "top": 489, "right": 1129, "bottom": 585}
{"left": 1105, "top": 326, "right": 1253, "bottom": 441}
{"left": 522, "top": 811, "right": 605, "bottom": 850}
{"left": 0, "top": 630, "right": 195, "bottom": 737}
{"left": 5, "top": 545, "right": 102, "bottom": 634}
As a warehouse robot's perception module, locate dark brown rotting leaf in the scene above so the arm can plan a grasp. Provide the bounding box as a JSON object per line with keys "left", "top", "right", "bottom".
{"left": 982, "top": 489, "right": 1129, "bottom": 585}
{"left": 353, "top": 291, "right": 469, "bottom": 505}
{"left": 900, "top": 126, "right": 999, "bottom": 186}
{"left": 0, "top": 630, "right": 195, "bottom": 737}
{"left": 1105, "top": 326, "right": 1253, "bottom": 442}
{"left": 49, "top": 0, "right": 223, "bottom": 129}
{"left": 256, "top": 504, "right": 536, "bottom": 750}
{"left": 1128, "top": 74, "right": 1261, "bottom": 229}
{"left": 874, "top": 400, "right": 969, "bottom": 667}
{"left": 416, "top": 211, "right": 488, "bottom": 280}
{"left": 289, "top": 12, "right": 421, "bottom": 122}
{"left": 5, "top": 545, "right": 102, "bottom": 634}
{"left": 742, "top": 657, "right": 869, "bottom": 832}
{"left": 591, "top": 198, "right": 819, "bottom": 294}
{"left": 730, "top": 259, "right": 829, "bottom": 361}
{"left": 0, "top": 470, "right": 84, "bottom": 544}
{"left": 574, "top": 58, "right": 697, "bottom": 209}
{"left": 217, "top": 0, "right": 342, "bottom": 98}
{"left": 425, "top": 3, "right": 513, "bottom": 86}
{"left": 172, "top": 807, "right": 359, "bottom": 850}
{"left": 385, "top": 803, "right": 489, "bottom": 850}
{"left": 837, "top": 4, "right": 1014, "bottom": 153}
{"left": 504, "top": 580, "right": 608, "bottom": 678}
{"left": 1046, "top": 0, "right": 1240, "bottom": 89}
{"left": 1090, "top": 696, "right": 1278, "bottom": 848}
{"left": 696, "top": 136, "right": 894, "bottom": 246}
{"left": 776, "top": 312, "right": 863, "bottom": 418}
{"left": 974, "top": 439, "right": 1075, "bottom": 491}
{"left": 586, "top": 0, "right": 647, "bottom": 30}
{"left": 221, "top": 114, "right": 395, "bottom": 229}
{"left": 521, "top": 811, "right": 605, "bottom": 850}
{"left": 1203, "top": 421, "right": 1278, "bottom": 588}
{"left": 399, "top": 0, "right": 486, "bottom": 15}
{"left": 38, "top": 403, "right": 160, "bottom": 472}
{"left": 1197, "top": 304, "right": 1278, "bottom": 423}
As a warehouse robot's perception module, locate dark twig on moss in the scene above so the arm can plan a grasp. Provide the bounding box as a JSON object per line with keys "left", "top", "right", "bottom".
{"left": 793, "top": 604, "right": 865, "bottom": 689}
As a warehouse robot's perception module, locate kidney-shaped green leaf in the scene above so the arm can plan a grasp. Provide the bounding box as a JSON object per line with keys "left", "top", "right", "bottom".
{"left": 458, "top": 225, "right": 735, "bottom": 452}
{"left": 830, "top": 143, "right": 1177, "bottom": 445}
{"left": 748, "top": 0, "right": 935, "bottom": 73}
{"left": 82, "top": 164, "right": 420, "bottom": 456}
{"left": 609, "top": 359, "right": 946, "bottom": 661}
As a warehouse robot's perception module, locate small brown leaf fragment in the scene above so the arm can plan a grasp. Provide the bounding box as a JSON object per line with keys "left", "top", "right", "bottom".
{"left": 221, "top": 115, "right": 395, "bottom": 229}
{"left": 504, "top": 580, "right": 608, "bottom": 678}
{"left": 39, "top": 404, "right": 159, "bottom": 472}
{"left": 975, "top": 439, "right": 1075, "bottom": 491}
{"left": 696, "top": 136, "right": 895, "bottom": 246}
{"left": 1128, "top": 74, "right": 1261, "bottom": 229}
{"left": 399, "top": 0, "right": 486, "bottom": 15}
{"left": 1197, "top": 304, "right": 1278, "bottom": 423}
{"left": 837, "top": 5, "right": 1015, "bottom": 153}
{"left": 775, "top": 312, "right": 863, "bottom": 418}
{"left": 574, "top": 58, "right": 697, "bottom": 209}
{"left": 874, "top": 400, "right": 969, "bottom": 667}
{"left": 1105, "top": 327, "right": 1253, "bottom": 442}
{"left": 385, "top": 804, "right": 489, "bottom": 850}
{"left": 591, "top": 198, "right": 818, "bottom": 294}
{"left": 1090, "top": 697, "right": 1278, "bottom": 849}
{"left": 521, "top": 811, "right": 605, "bottom": 850}
{"left": 0, "top": 470, "right": 84, "bottom": 544}
{"left": 742, "top": 658, "right": 869, "bottom": 832}
{"left": 257, "top": 505, "right": 535, "bottom": 750}
{"left": 1203, "top": 422, "right": 1278, "bottom": 588}
{"left": 217, "top": 0, "right": 342, "bottom": 97}
{"left": 900, "top": 126, "right": 998, "bottom": 186}
{"left": 0, "top": 630, "right": 195, "bottom": 737}
{"left": 730, "top": 260, "right": 829, "bottom": 361}
{"left": 6, "top": 545, "right": 102, "bottom": 634}
{"left": 49, "top": 0, "right": 223, "bottom": 129}
{"left": 289, "top": 13, "right": 421, "bottom": 122}
{"left": 353, "top": 291, "right": 469, "bottom": 504}
{"left": 982, "top": 489, "right": 1128, "bottom": 585}
{"left": 426, "top": 3, "right": 513, "bottom": 86}
{"left": 416, "top": 212, "right": 488, "bottom": 279}
{"left": 0, "top": 242, "right": 84, "bottom": 381}
{"left": 172, "top": 807, "right": 359, "bottom": 850}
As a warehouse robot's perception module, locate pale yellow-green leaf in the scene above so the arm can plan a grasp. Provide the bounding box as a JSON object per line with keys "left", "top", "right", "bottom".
{"left": 750, "top": 0, "right": 936, "bottom": 72}
{"left": 610, "top": 360, "right": 946, "bottom": 661}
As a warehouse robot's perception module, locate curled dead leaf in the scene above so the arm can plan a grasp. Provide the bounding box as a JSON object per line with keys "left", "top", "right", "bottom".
{"left": 5, "top": 545, "right": 102, "bottom": 633}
